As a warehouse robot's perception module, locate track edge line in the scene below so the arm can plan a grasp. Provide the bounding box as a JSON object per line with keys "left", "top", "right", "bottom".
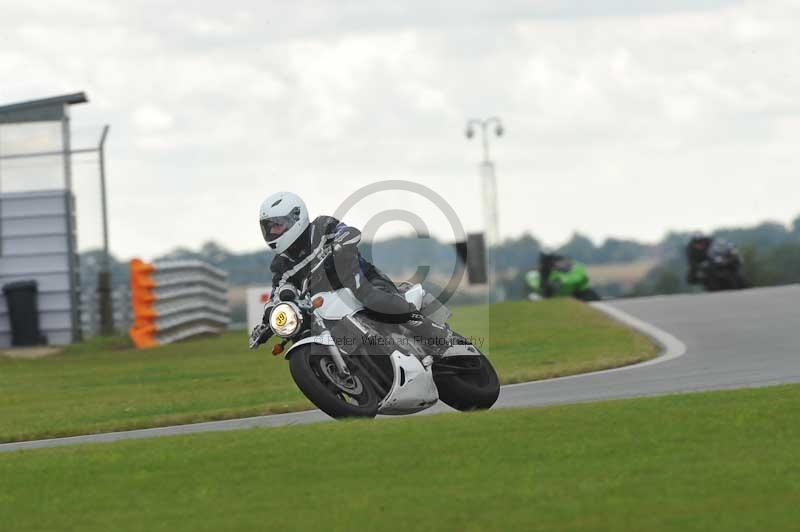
{"left": 502, "top": 301, "right": 688, "bottom": 389}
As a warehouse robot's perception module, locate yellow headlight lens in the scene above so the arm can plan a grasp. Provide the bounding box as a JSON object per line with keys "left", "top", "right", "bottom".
{"left": 269, "top": 303, "right": 301, "bottom": 337}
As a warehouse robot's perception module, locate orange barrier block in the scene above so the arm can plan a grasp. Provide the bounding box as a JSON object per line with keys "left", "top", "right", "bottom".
{"left": 129, "top": 258, "right": 158, "bottom": 348}
{"left": 129, "top": 324, "right": 157, "bottom": 349}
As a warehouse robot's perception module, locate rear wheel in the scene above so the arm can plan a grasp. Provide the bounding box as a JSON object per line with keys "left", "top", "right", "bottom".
{"left": 575, "top": 288, "right": 600, "bottom": 302}
{"left": 432, "top": 338, "right": 499, "bottom": 411}
{"left": 289, "top": 345, "right": 379, "bottom": 419}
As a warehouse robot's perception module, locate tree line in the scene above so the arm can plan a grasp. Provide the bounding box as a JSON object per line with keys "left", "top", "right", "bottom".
{"left": 81, "top": 214, "right": 800, "bottom": 301}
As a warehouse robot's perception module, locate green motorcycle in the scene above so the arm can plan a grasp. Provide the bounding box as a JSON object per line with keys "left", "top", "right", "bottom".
{"left": 526, "top": 253, "right": 600, "bottom": 302}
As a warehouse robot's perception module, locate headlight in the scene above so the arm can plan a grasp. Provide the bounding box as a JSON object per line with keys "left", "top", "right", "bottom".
{"left": 269, "top": 302, "right": 302, "bottom": 338}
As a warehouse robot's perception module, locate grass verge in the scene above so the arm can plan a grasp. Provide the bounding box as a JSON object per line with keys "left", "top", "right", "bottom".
{"left": 0, "top": 299, "right": 656, "bottom": 442}
{"left": 1, "top": 384, "right": 798, "bottom": 531}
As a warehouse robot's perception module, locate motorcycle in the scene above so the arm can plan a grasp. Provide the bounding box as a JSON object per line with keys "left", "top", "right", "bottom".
{"left": 687, "top": 238, "right": 748, "bottom": 292}
{"left": 525, "top": 253, "right": 600, "bottom": 302}
{"left": 250, "top": 244, "right": 500, "bottom": 419}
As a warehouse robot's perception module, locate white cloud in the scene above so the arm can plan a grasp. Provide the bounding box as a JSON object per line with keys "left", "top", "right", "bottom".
{"left": 0, "top": 0, "right": 797, "bottom": 258}
{"left": 132, "top": 105, "right": 174, "bottom": 131}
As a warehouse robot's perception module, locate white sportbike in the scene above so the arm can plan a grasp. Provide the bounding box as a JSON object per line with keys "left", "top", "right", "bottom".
{"left": 250, "top": 245, "right": 499, "bottom": 419}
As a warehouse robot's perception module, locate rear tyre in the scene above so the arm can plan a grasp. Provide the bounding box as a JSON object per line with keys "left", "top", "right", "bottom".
{"left": 289, "top": 345, "right": 379, "bottom": 419}
{"left": 432, "top": 338, "right": 499, "bottom": 411}
{"left": 575, "top": 288, "right": 600, "bottom": 302}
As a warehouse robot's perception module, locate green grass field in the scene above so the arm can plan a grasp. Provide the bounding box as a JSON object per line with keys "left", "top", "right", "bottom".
{"left": 0, "top": 300, "right": 656, "bottom": 443}
{"left": 1, "top": 384, "right": 798, "bottom": 532}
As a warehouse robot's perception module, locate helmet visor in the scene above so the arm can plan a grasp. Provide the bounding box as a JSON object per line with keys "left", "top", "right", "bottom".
{"left": 260, "top": 215, "right": 298, "bottom": 243}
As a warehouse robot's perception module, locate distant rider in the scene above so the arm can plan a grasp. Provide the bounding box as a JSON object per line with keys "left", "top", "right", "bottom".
{"left": 531, "top": 252, "right": 600, "bottom": 302}
{"left": 686, "top": 234, "right": 747, "bottom": 291}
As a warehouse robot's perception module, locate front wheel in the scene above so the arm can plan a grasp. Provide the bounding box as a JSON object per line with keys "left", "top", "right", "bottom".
{"left": 432, "top": 337, "right": 499, "bottom": 411}
{"left": 289, "top": 345, "right": 379, "bottom": 419}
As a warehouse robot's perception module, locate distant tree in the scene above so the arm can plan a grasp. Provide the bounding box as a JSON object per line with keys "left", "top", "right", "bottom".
{"left": 495, "top": 233, "right": 540, "bottom": 273}
{"left": 84, "top": 210, "right": 800, "bottom": 300}
{"left": 767, "top": 244, "right": 800, "bottom": 285}
{"left": 714, "top": 222, "right": 790, "bottom": 249}
{"left": 651, "top": 269, "right": 684, "bottom": 295}
{"left": 596, "top": 238, "right": 653, "bottom": 263}
{"left": 658, "top": 231, "right": 693, "bottom": 259}
{"left": 629, "top": 254, "right": 690, "bottom": 297}
{"left": 739, "top": 245, "right": 763, "bottom": 285}
{"left": 557, "top": 233, "right": 597, "bottom": 263}
{"left": 553, "top": 233, "right": 654, "bottom": 265}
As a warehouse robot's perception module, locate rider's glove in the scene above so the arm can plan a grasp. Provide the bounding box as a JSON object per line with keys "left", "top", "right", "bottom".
{"left": 332, "top": 224, "right": 361, "bottom": 248}
{"left": 248, "top": 323, "right": 271, "bottom": 350}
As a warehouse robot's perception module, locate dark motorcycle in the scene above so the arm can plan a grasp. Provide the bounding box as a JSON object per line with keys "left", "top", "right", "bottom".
{"left": 686, "top": 237, "right": 748, "bottom": 292}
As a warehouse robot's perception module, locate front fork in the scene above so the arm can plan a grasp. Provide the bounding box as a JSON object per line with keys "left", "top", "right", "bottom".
{"left": 312, "top": 310, "right": 351, "bottom": 377}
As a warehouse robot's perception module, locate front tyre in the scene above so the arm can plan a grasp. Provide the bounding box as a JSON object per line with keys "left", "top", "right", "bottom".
{"left": 289, "top": 345, "right": 379, "bottom": 419}
{"left": 432, "top": 338, "right": 500, "bottom": 411}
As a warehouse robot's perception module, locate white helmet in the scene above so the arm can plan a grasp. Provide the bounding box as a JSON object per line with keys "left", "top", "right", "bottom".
{"left": 259, "top": 192, "right": 310, "bottom": 254}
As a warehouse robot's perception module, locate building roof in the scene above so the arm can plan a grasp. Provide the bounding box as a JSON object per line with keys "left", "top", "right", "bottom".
{"left": 0, "top": 92, "right": 88, "bottom": 124}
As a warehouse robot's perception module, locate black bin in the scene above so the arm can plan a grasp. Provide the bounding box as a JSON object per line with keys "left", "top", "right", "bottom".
{"left": 3, "top": 281, "right": 46, "bottom": 346}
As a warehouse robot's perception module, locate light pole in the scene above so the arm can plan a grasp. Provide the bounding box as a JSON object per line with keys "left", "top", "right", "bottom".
{"left": 465, "top": 117, "right": 504, "bottom": 300}
{"left": 96, "top": 125, "right": 113, "bottom": 335}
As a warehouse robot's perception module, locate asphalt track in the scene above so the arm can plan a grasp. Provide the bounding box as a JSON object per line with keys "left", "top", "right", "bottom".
{"left": 2, "top": 285, "right": 798, "bottom": 453}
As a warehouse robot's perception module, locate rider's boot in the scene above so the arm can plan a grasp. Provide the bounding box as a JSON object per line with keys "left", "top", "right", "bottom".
{"left": 406, "top": 311, "right": 469, "bottom": 357}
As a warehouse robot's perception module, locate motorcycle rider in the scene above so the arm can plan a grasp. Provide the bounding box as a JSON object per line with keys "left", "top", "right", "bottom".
{"left": 686, "top": 233, "right": 747, "bottom": 291}
{"left": 250, "top": 191, "right": 454, "bottom": 354}
{"left": 537, "top": 252, "right": 570, "bottom": 298}
{"left": 531, "top": 251, "right": 600, "bottom": 301}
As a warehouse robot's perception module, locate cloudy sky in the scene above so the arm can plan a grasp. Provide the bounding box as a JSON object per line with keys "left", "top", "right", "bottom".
{"left": 1, "top": 0, "right": 798, "bottom": 259}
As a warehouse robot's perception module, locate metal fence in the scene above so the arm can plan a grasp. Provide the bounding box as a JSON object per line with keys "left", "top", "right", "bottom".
{"left": 81, "top": 286, "right": 131, "bottom": 338}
